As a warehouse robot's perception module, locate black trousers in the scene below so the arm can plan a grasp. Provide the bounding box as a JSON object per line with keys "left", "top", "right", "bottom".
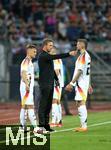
{"left": 38, "top": 86, "right": 54, "bottom": 128}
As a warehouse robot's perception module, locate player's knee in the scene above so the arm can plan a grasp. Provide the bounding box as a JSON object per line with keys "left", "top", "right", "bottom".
{"left": 53, "top": 99, "right": 58, "bottom": 104}
{"left": 57, "top": 100, "right": 60, "bottom": 104}
{"left": 76, "top": 101, "right": 85, "bottom": 107}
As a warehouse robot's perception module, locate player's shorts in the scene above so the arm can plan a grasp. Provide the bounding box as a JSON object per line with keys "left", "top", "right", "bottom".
{"left": 75, "top": 85, "right": 88, "bottom": 101}
{"left": 53, "top": 86, "right": 62, "bottom": 101}
{"left": 20, "top": 90, "right": 34, "bottom": 106}
{"left": 20, "top": 84, "right": 34, "bottom": 106}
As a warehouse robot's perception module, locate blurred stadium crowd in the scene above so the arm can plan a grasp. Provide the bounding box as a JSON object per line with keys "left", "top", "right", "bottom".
{"left": 0, "top": 0, "right": 111, "bottom": 64}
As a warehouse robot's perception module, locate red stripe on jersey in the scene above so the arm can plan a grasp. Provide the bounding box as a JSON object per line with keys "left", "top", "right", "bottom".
{"left": 78, "top": 54, "right": 85, "bottom": 64}
{"left": 22, "top": 91, "right": 29, "bottom": 106}
{"left": 55, "top": 86, "right": 60, "bottom": 94}
{"left": 77, "top": 85, "right": 86, "bottom": 101}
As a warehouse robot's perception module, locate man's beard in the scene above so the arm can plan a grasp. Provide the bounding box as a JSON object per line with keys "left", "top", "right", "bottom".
{"left": 47, "top": 49, "right": 51, "bottom": 53}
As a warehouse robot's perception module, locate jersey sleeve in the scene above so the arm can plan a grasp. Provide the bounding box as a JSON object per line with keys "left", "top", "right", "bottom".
{"left": 21, "top": 59, "right": 29, "bottom": 72}
{"left": 53, "top": 60, "right": 61, "bottom": 70}
{"left": 77, "top": 54, "right": 86, "bottom": 71}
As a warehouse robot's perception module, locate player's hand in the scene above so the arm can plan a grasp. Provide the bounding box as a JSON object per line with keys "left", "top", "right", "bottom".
{"left": 65, "top": 84, "right": 73, "bottom": 92}
{"left": 88, "top": 85, "right": 93, "bottom": 94}
{"left": 69, "top": 50, "right": 78, "bottom": 56}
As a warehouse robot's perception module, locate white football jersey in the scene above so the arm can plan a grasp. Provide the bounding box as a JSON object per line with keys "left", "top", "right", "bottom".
{"left": 20, "top": 57, "right": 34, "bottom": 93}
{"left": 53, "top": 59, "right": 64, "bottom": 87}
{"left": 72, "top": 50, "right": 91, "bottom": 89}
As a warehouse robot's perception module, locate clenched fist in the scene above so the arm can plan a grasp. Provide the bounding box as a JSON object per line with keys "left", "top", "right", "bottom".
{"left": 65, "top": 84, "right": 73, "bottom": 92}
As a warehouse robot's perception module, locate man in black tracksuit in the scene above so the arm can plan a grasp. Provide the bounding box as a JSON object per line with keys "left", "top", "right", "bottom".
{"left": 38, "top": 39, "right": 77, "bottom": 132}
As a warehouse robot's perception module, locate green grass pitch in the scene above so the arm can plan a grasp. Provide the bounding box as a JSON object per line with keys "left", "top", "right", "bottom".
{"left": 0, "top": 111, "right": 111, "bottom": 150}
{"left": 50, "top": 111, "right": 111, "bottom": 150}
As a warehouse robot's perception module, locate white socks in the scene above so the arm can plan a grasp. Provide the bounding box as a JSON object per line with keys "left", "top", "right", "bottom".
{"left": 78, "top": 105, "right": 87, "bottom": 128}
{"left": 28, "top": 109, "right": 37, "bottom": 128}
{"left": 51, "top": 103, "right": 62, "bottom": 124}
{"left": 20, "top": 108, "right": 37, "bottom": 128}
{"left": 20, "top": 108, "right": 27, "bottom": 127}
{"left": 57, "top": 104, "right": 62, "bottom": 123}
{"left": 52, "top": 103, "right": 58, "bottom": 123}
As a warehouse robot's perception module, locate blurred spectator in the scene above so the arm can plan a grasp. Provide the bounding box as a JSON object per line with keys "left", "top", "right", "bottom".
{"left": 58, "top": 17, "right": 67, "bottom": 39}
{"left": 0, "top": 3, "right": 7, "bottom": 40}
{"left": 66, "top": 22, "right": 82, "bottom": 41}
{"left": 45, "top": 12, "right": 57, "bottom": 34}
{"left": 0, "top": 0, "right": 111, "bottom": 64}
{"left": 57, "top": 39, "right": 72, "bottom": 53}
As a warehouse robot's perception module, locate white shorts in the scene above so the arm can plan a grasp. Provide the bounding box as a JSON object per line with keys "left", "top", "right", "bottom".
{"left": 53, "top": 86, "right": 62, "bottom": 101}
{"left": 75, "top": 85, "right": 88, "bottom": 101}
{"left": 20, "top": 82, "right": 34, "bottom": 106}
{"left": 20, "top": 90, "right": 34, "bottom": 105}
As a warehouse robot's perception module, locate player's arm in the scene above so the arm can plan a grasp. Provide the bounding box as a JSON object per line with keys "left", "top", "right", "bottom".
{"left": 54, "top": 60, "right": 60, "bottom": 76}
{"left": 65, "top": 69, "right": 82, "bottom": 92}
{"left": 54, "top": 71, "right": 60, "bottom": 87}
{"left": 88, "top": 73, "right": 93, "bottom": 94}
{"left": 69, "top": 54, "right": 85, "bottom": 87}
{"left": 41, "top": 51, "right": 77, "bottom": 61}
{"left": 65, "top": 53, "right": 85, "bottom": 92}
{"left": 21, "top": 71, "right": 30, "bottom": 91}
{"left": 21, "top": 59, "right": 30, "bottom": 91}
{"left": 55, "top": 69, "right": 60, "bottom": 76}
{"left": 70, "top": 69, "right": 82, "bottom": 85}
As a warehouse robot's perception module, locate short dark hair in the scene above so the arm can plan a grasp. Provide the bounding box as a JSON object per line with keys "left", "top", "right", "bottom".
{"left": 26, "top": 44, "right": 37, "bottom": 50}
{"left": 42, "top": 38, "right": 54, "bottom": 46}
{"left": 77, "top": 39, "right": 88, "bottom": 49}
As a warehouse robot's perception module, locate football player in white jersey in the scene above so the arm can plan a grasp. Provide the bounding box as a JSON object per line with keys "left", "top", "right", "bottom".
{"left": 50, "top": 46, "right": 64, "bottom": 127}
{"left": 65, "top": 39, "right": 93, "bottom": 132}
{"left": 20, "top": 44, "right": 47, "bottom": 134}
